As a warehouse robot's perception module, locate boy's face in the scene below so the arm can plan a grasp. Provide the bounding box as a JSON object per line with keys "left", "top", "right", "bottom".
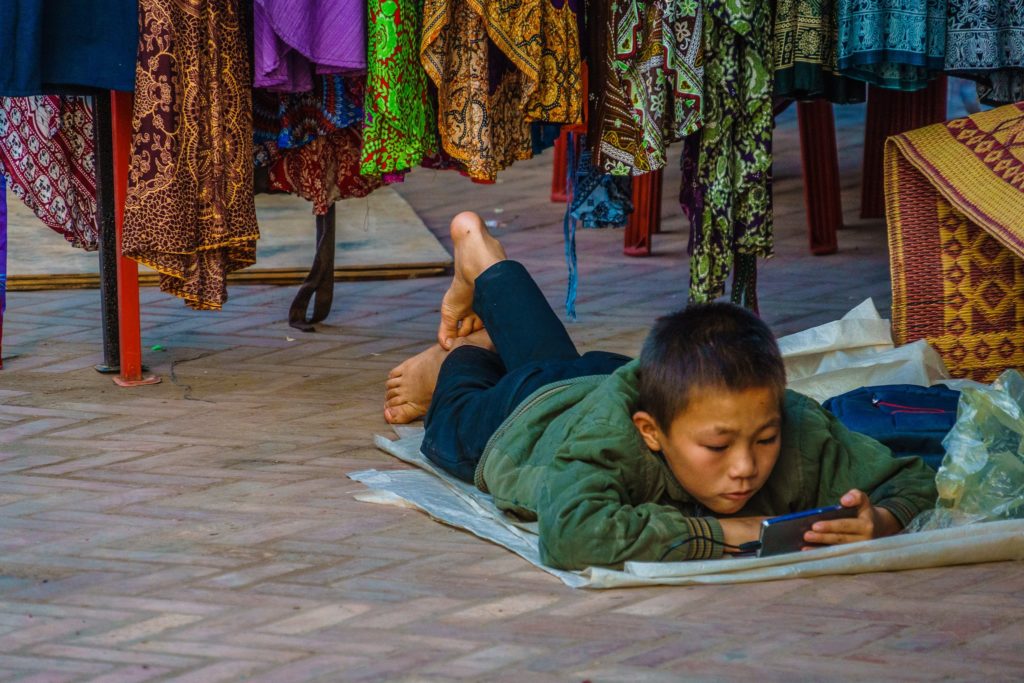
{"left": 632, "top": 385, "right": 782, "bottom": 515}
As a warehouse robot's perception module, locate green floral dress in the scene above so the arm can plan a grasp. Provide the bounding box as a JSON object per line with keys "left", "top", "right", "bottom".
{"left": 685, "top": 0, "right": 774, "bottom": 308}
{"left": 361, "top": 0, "right": 438, "bottom": 175}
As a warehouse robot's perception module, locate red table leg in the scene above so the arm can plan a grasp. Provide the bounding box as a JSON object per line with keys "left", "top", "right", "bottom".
{"left": 861, "top": 77, "right": 948, "bottom": 218}
{"left": 624, "top": 170, "right": 662, "bottom": 257}
{"left": 797, "top": 100, "right": 842, "bottom": 255}
{"left": 550, "top": 130, "right": 570, "bottom": 202}
{"left": 110, "top": 91, "right": 160, "bottom": 387}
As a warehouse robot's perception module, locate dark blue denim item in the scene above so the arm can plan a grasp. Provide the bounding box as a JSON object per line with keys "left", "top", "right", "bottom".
{"left": 822, "top": 384, "right": 961, "bottom": 470}
{"left": 422, "top": 260, "right": 630, "bottom": 482}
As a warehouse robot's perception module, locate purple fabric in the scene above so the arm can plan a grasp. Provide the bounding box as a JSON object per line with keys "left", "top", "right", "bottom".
{"left": 254, "top": 0, "right": 366, "bottom": 92}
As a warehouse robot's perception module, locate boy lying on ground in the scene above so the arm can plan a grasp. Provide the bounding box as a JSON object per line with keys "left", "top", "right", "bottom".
{"left": 384, "top": 212, "right": 938, "bottom": 571}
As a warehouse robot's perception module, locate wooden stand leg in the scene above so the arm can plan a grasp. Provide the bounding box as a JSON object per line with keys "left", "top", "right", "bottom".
{"left": 861, "top": 77, "right": 948, "bottom": 218}
{"left": 624, "top": 170, "right": 662, "bottom": 257}
{"left": 797, "top": 100, "right": 842, "bottom": 255}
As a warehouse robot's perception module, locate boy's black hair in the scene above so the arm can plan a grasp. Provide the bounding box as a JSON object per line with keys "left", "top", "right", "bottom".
{"left": 638, "top": 302, "right": 786, "bottom": 431}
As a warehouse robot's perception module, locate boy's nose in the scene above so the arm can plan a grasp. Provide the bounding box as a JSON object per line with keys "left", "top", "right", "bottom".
{"left": 729, "top": 449, "right": 757, "bottom": 479}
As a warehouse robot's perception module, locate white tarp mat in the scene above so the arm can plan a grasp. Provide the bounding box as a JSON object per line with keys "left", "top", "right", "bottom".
{"left": 350, "top": 431, "right": 1024, "bottom": 589}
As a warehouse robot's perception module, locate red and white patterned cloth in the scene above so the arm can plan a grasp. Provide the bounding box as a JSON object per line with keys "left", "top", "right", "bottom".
{"left": 0, "top": 96, "right": 97, "bottom": 250}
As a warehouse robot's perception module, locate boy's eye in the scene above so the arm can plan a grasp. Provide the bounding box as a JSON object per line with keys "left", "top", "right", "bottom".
{"left": 757, "top": 434, "right": 780, "bottom": 446}
{"left": 703, "top": 444, "right": 729, "bottom": 452}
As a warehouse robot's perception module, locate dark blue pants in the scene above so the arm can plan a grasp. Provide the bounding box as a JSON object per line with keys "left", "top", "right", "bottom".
{"left": 422, "top": 260, "right": 630, "bottom": 482}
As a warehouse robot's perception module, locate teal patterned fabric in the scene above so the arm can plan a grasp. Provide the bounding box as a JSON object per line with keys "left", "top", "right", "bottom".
{"left": 946, "top": 0, "right": 1024, "bottom": 105}
{"left": 836, "top": 0, "right": 946, "bottom": 90}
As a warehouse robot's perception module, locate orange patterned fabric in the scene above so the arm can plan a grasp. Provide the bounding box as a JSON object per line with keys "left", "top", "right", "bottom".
{"left": 420, "top": 0, "right": 581, "bottom": 182}
{"left": 124, "top": 0, "right": 259, "bottom": 311}
{"left": 885, "top": 103, "right": 1024, "bottom": 381}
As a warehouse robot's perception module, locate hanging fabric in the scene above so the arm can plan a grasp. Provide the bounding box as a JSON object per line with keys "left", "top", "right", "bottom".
{"left": 835, "top": 0, "right": 946, "bottom": 91}
{"left": 0, "top": 96, "right": 98, "bottom": 250}
{"left": 773, "top": 0, "right": 865, "bottom": 102}
{"left": 562, "top": 134, "right": 633, "bottom": 318}
{"left": 589, "top": 0, "right": 704, "bottom": 176}
{"left": 945, "top": 2, "right": 1024, "bottom": 106}
{"left": 0, "top": 0, "right": 137, "bottom": 96}
{"left": 420, "top": 0, "right": 583, "bottom": 182}
{"left": 267, "top": 128, "right": 393, "bottom": 215}
{"left": 361, "top": 0, "right": 438, "bottom": 176}
{"left": 254, "top": 75, "right": 365, "bottom": 168}
{"left": 253, "top": 0, "right": 366, "bottom": 93}
{"left": 123, "top": 0, "right": 258, "bottom": 311}
{"left": 684, "top": 0, "right": 774, "bottom": 308}
{"left": 1, "top": 173, "right": 6, "bottom": 368}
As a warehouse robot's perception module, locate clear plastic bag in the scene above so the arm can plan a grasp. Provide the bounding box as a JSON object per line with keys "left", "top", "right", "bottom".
{"left": 907, "top": 369, "right": 1024, "bottom": 532}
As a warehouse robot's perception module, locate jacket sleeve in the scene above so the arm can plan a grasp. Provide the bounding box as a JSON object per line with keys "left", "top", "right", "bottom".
{"left": 799, "top": 397, "right": 939, "bottom": 528}
{"left": 535, "top": 418, "right": 725, "bottom": 570}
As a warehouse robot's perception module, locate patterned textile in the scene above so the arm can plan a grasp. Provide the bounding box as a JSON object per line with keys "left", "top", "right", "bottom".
{"left": 254, "top": 0, "right": 365, "bottom": 92}
{"left": 267, "top": 128, "right": 389, "bottom": 215}
{"left": 0, "top": 96, "right": 97, "bottom": 250}
{"left": 421, "top": 0, "right": 582, "bottom": 181}
{"left": 589, "top": 0, "right": 704, "bottom": 176}
{"left": 361, "top": 0, "right": 438, "bottom": 175}
{"left": 683, "top": 0, "right": 774, "bottom": 306}
{"left": 773, "top": 0, "right": 865, "bottom": 102}
{"left": 253, "top": 76, "right": 364, "bottom": 167}
{"left": 885, "top": 103, "right": 1024, "bottom": 380}
{"left": 562, "top": 135, "right": 634, "bottom": 318}
{"left": 945, "top": 1, "right": 1024, "bottom": 106}
{"left": 836, "top": 0, "right": 946, "bottom": 91}
{"left": 125, "top": 0, "right": 258, "bottom": 311}
{"left": 1, "top": 173, "right": 6, "bottom": 365}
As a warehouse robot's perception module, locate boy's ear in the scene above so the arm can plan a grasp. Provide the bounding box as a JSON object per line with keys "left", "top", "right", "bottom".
{"left": 631, "top": 411, "right": 663, "bottom": 452}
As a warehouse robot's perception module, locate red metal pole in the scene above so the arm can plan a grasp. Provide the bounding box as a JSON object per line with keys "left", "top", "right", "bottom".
{"left": 110, "top": 91, "right": 159, "bottom": 387}
{"left": 797, "top": 100, "right": 841, "bottom": 255}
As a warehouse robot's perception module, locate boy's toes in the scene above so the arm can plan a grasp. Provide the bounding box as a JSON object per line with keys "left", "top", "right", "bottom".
{"left": 383, "top": 402, "right": 425, "bottom": 424}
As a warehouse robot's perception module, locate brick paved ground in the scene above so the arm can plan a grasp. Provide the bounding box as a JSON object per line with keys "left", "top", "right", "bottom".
{"left": 1, "top": 102, "right": 1022, "bottom": 681}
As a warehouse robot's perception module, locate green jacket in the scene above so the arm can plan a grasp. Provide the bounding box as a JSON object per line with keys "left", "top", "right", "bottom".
{"left": 475, "top": 360, "right": 938, "bottom": 570}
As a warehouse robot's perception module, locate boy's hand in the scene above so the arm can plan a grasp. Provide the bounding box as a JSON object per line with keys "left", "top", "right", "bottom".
{"left": 802, "top": 489, "right": 902, "bottom": 547}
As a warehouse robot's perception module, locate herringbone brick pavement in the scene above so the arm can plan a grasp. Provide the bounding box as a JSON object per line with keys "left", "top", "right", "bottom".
{"left": 1, "top": 102, "right": 1021, "bottom": 681}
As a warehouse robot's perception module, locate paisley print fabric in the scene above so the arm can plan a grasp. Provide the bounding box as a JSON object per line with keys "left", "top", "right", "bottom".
{"left": 590, "top": 0, "right": 704, "bottom": 176}
{"left": 836, "top": 0, "right": 946, "bottom": 90}
{"left": 362, "top": 0, "right": 438, "bottom": 175}
{"left": 685, "top": 0, "right": 774, "bottom": 305}
{"left": 124, "top": 0, "right": 258, "bottom": 311}
{"left": 0, "top": 96, "right": 97, "bottom": 250}
{"left": 773, "top": 0, "right": 865, "bottom": 102}
{"left": 945, "top": 1, "right": 1024, "bottom": 105}
{"left": 267, "top": 128, "right": 390, "bottom": 215}
{"left": 420, "top": 0, "right": 582, "bottom": 181}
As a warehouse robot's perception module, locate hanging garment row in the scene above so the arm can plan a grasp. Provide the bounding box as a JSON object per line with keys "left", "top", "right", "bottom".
{"left": 1, "top": 0, "right": 1022, "bottom": 314}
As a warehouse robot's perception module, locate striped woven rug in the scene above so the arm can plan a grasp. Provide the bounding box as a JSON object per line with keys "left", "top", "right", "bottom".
{"left": 885, "top": 102, "right": 1024, "bottom": 381}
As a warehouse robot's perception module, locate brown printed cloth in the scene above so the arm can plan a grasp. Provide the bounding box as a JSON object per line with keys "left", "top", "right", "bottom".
{"left": 420, "top": 0, "right": 582, "bottom": 182}
{"left": 589, "top": 0, "right": 704, "bottom": 176}
{"left": 123, "top": 0, "right": 259, "bottom": 311}
{"left": 0, "top": 96, "right": 97, "bottom": 250}
{"left": 267, "top": 128, "right": 396, "bottom": 216}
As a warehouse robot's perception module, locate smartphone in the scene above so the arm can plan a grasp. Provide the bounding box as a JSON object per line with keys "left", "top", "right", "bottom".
{"left": 756, "top": 505, "right": 858, "bottom": 557}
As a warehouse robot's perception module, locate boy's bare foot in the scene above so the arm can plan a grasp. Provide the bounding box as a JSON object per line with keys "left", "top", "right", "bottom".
{"left": 384, "top": 345, "right": 447, "bottom": 424}
{"left": 384, "top": 330, "right": 495, "bottom": 424}
{"left": 438, "top": 211, "right": 507, "bottom": 350}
